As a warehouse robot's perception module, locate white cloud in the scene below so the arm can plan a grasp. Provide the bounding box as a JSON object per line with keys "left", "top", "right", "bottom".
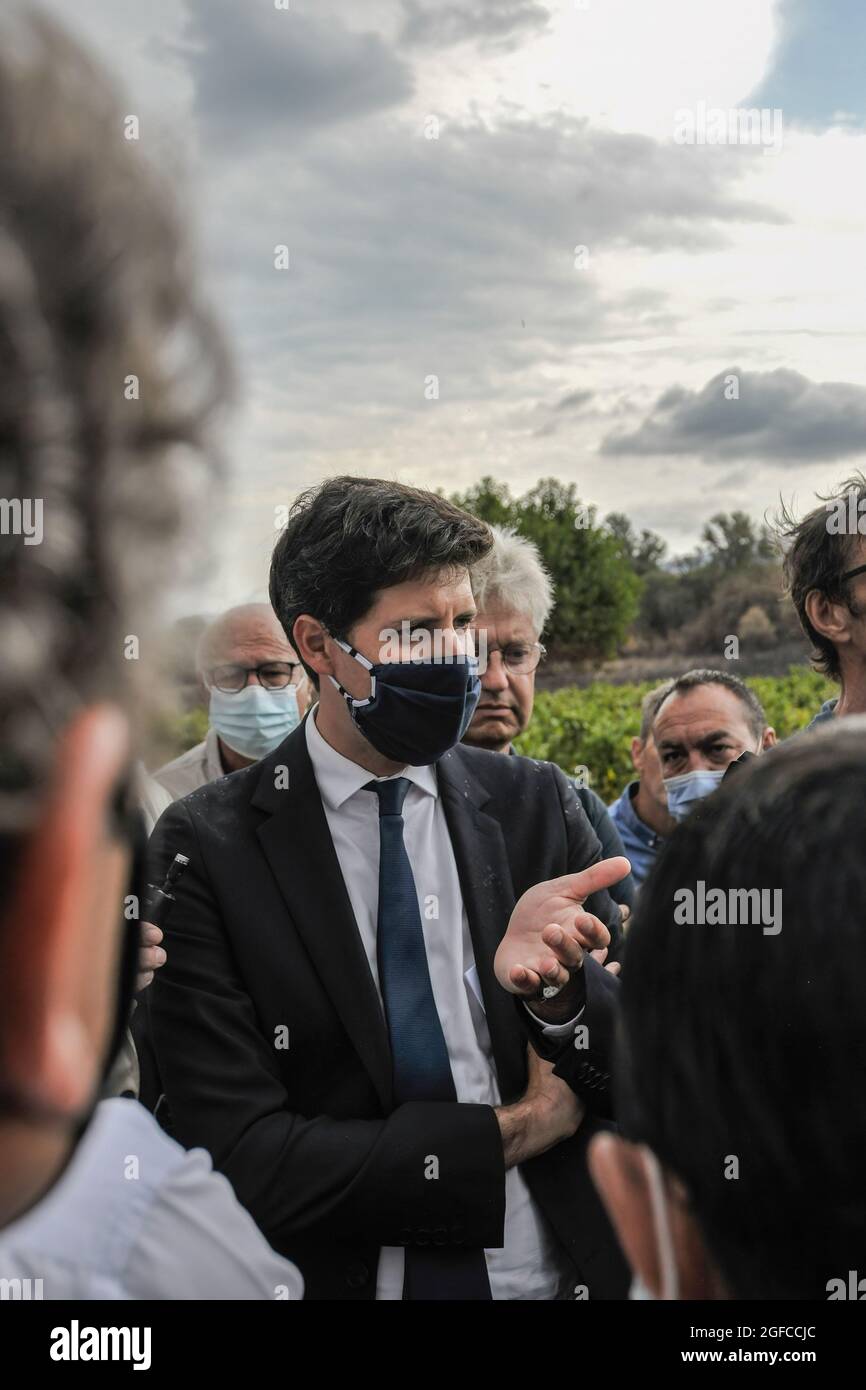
{"left": 29, "top": 0, "right": 866, "bottom": 609}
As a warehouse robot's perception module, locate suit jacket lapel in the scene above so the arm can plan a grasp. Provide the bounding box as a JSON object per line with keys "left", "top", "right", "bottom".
{"left": 251, "top": 719, "right": 393, "bottom": 1111}
{"left": 437, "top": 747, "right": 526, "bottom": 1103}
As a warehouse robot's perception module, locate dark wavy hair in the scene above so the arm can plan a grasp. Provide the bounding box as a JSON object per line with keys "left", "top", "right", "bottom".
{"left": 269, "top": 476, "right": 493, "bottom": 684}
{"left": 775, "top": 474, "right": 866, "bottom": 681}
{"left": 617, "top": 724, "right": 866, "bottom": 1299}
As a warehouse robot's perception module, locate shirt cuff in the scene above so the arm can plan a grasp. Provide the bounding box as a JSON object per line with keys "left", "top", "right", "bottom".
{"left": 523, "top": 1001, "right": 586, "bottom": 1037}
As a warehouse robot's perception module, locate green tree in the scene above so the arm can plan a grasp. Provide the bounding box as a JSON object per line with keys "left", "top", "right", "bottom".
{"left": 445, "top": 476, "right": 516, "bottom": 529}
{"left": 605, "top": 512, "right": 667, "bottom": 576}
{"left": 700, "top": 510, "right": 775, "bottom": 573}
{"left": 451, "top": 477, "right": 641, "bottom": 658}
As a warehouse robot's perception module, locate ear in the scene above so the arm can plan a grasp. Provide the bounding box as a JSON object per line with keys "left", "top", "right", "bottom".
{"left": 631, "top": 737, "right": 644, "bottom": 772}
{"left": 292, "top": 614, "right": 335, "bottom": 684}
{"left": 761, "top": 726, "right": 777, "bottom": 750}
{"left": 0, "top": 705, "right": 130, "bottom": 1118}
{"left": 805, "top": 588, "right": 852, "bottom": 649}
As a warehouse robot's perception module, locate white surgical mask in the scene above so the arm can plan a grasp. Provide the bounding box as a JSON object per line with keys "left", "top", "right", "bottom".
{"left": 663, "top": 767, "right": 726, "bottom": 822}
{"left": 209, "top": 682, "right": 302, "bottom": 761}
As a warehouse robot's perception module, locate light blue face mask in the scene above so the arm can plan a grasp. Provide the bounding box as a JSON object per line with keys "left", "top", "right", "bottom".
{"left": 663, "top": 767, "right": 726, "bottom": 822}
{"left": 208, "top": 682, "right": 301, "bottom": 761}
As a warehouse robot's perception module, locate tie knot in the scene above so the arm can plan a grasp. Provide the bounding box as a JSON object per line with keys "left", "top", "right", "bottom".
{"left": 365, "top": 776, "right": 411, "bottom": 817}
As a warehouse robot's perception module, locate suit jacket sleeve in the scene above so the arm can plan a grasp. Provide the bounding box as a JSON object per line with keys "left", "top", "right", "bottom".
{"left": 525, "top": 957, "right": 620, "bottom": 1120}
{"left": 518, "top": 764, "right": 624, "bottom": 1118}
{"left": 146, "top": 800, "right": 506, "bottom": 1253}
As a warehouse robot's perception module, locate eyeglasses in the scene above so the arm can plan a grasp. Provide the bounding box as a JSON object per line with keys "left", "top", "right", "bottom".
{"left": 207, "top": 662, "right": 304, "bottom": 693}
{"left": 841, "top": 563, "right": 866, "bottom": 585}
{"left": 480, "top": 641, "right": 546, "bottom": 675}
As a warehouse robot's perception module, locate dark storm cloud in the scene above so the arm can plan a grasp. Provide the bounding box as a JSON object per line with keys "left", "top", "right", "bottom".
{"left": 601, "top": 367, "right": 866, "bottom": 462}
{"left": 176, "top": 0, "right": 414, "bottom": 146}
{"left": 400, "top": 0, "right": 551, "bottom": 51}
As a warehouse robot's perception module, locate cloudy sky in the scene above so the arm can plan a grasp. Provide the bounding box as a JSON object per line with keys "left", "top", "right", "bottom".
{"left": 36, "top": 0, "right": 866, "bottom": 614}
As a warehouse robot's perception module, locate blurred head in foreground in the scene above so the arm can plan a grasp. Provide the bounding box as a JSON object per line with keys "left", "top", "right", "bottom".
{"left": 0, "top": 10, "right": 228, "bottom": 1226}
{"left": 590, "top": 722, "right": 866, "bottom": 1299}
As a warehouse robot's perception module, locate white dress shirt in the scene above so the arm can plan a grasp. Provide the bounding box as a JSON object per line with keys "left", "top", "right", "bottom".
{"left": 0, "top": 1098, "right": 304, "bottom": 1300}
{"left": 305, "top": 712, "right": 573, "bottom": 1301}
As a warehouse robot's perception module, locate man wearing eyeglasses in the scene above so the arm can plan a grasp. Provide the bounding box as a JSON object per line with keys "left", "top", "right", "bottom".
{"left": 463, "top": 526, "right": 635, "bottom": 910}
{"left": 777, "top": 474, "right": 866, "bottom": 731}
{"left": 154, "top": 602, "right": 312, "bottom": 800}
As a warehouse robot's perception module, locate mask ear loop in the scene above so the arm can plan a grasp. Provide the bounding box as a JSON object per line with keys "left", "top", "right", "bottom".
{"left": 328, "top": 637, "right": 376, "bottom": 708}
{"left": 641, "top": 1147, "right": 680, "bottom": 1300}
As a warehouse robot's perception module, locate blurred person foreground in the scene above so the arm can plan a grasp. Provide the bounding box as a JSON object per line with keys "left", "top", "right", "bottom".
{"left": 0, "top": 8, "right": 301, "bottom": 1300}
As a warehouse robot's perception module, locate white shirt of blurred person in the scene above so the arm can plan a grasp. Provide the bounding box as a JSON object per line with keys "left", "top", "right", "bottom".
{"left": 136, "top": 763, "right": 172, "bottom": 834}
{"left": 0, "top": 14, "right": 301, "bottom": 1300}
{"left": 464, "top": 526, "right": 636, "bottom": 910}
{"left": 607, "top": 682, "right": 677, "bottom": 890}
{"left": 154, "top": 603, "right": 312, "bottom": 800}
{"left": 651, "top": 670, "right": 776, "bottom": 823}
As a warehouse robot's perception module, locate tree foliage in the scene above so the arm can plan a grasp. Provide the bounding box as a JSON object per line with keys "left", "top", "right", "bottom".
{"left": 450, "top": 476, "right": 642, "bottom": 659}
{"left": 607, "top": 507, "right": 788, "bottom": 651}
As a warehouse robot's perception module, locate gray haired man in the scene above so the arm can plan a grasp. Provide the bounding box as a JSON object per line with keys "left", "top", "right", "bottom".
{"left": 463, "top": 526, "right": 636, "bottom": 909}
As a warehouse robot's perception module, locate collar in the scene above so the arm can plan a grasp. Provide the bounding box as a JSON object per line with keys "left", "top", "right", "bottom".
{"left": 305, "top": 707, "right": 438, "bottom": 811}
{"left": 616, "top": 779, "right": 663, "bottom": 848}
{"left": 205, "top": 725, "right": 227, "bottom": 780}
{"left": 807, "top": 697, "right": 838, "bottom": 730}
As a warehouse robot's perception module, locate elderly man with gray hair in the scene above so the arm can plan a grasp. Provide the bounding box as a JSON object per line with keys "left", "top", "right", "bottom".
{"left": 463, "top": 526, "right": 636, "bottom": 909}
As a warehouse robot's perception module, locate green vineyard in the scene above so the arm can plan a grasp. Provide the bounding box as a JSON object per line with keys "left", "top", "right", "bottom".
{"left": 155, "top": 666, "right": 835, "bottom": 802}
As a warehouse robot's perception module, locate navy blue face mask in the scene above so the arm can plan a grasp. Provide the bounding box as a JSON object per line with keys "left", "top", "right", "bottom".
{"left": 329, "top": 638, "right": 481, "bottom": 766}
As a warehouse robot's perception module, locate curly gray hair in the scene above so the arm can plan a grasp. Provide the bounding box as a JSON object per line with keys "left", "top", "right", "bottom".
{"left": 0, "top": 12, "right": 232, "bottom": 828}
{"left": 469, "top": 524, "right": 554, "bottom": 638}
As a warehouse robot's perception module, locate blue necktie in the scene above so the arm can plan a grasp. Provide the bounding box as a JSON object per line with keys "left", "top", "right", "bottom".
{"left": 366, "top": 777, "right": 492, "bottom": 1300}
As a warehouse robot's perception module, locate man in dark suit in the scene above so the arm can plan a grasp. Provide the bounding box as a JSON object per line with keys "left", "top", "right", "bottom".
{"left": 147, "top": 476, "right": 629, "bottom": 1300}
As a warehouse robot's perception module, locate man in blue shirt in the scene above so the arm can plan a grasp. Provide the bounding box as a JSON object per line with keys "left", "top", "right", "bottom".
{"left": 607, "top": 681, "right": 676, "bottom": 889}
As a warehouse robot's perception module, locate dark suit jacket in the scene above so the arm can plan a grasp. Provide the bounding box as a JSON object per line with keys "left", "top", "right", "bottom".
{"left": 145, "top": 718, "right": 629, "bottom": 1300}
{"left": 527, "top": 953, "right": 622, "bottom": 1119}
